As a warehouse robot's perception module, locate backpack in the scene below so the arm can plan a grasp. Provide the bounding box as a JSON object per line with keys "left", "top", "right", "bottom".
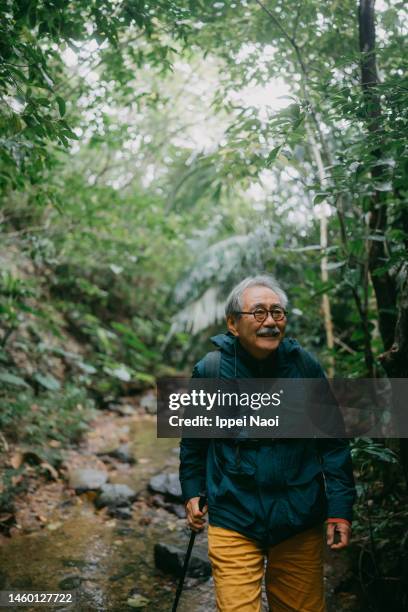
{"left": 202, "top": 347, "right": 315, "bottom": 378}
{"left": 202, "top": 349, "right": 222, "bottom": 378}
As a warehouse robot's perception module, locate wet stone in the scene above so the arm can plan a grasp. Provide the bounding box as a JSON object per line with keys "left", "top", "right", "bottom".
{"left": 107, "top": 444, "right": 136, "bottom": 464}
{"left": 148, "top": 473, "right": 182, "bottom": 501}
{"left": 140, "top": 391, "right": 157, "bottom": 414}
{"left": 115, "top": 526, "right": 136, "bottom": 536}
{"left": 151, "top": 493, "right": 168, "bottom": 508}
{"left": 69, "top": 468, "right": 108, "bottom": 493}
{"left": 108, "top": 506, "right": 133, "bottom": 520}
{"left": 59, "top": 575, "right": 82, "bottom": 590}
{"left": 151, "top": 495, "right": 186, "bottom": 518}
{"left": 154, "top": 543, "right": 211, "bottom": 578}
{"left": 95, "top": 483, "right": 137, "bottom": 509}
{"left": 168, "top": 504, "right": 186, "bottom": 519}
{"left": 108, "top": 403, "right": 135, "bottom": 416}
{"left": 62, "top": 559, "right": 97, "bottom": 569}
{"left": 109, "top": 563, "right": 138, "bottom": 582}
{"left": 59, "top": 498, "right": 76, "bottom": 509}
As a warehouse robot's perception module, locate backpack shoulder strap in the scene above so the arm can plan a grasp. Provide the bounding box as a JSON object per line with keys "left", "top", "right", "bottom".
{"left": 202, "top": 350, "right": 221, "bottom": 378}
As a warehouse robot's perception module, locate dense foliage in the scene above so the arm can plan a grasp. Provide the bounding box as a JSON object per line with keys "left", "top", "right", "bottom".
{"left": 0, "top": 1, "right": 407, "bottom": 609}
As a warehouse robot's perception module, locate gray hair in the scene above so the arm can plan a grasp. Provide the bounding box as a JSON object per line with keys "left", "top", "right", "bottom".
{"left": 225, "top": 275, "right": 288, "bottom": 319}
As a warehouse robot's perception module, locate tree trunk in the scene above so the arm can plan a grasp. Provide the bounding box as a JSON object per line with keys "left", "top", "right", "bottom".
{"left": 359, "top": 0, "right": 408, "bottom": 482}
{"left": 380, "top": 268, "right": 408, "bottom": 482}
{"left": 255, "top": 0, "right": 377, "bottom": 376}
{"left": 305, "top": 123, "right": 335, "bottom": 376}
{"left": 358, "top": 0, "right": 397, "bottom": 351}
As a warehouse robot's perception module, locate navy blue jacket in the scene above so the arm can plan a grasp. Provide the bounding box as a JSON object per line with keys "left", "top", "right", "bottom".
{"left": 179, "top": 332, "right": 356, "bottom": 546}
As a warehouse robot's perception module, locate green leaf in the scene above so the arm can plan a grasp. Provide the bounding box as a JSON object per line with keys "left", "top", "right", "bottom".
{"left": 374, "top": 182, "right": 392, "bottom": 192}
{"left": 104, "top": 365, "right": 132, "bottom": 382}
{"left": 326, "top": 261, "right": 346, "bottom": 271}
{"left": 34, "top": 373, "right": 61, "bottom": 391}
{"left": 56, "top": 96, "right": 66, "bottom": 117}
{"left": 313, "top": 193, "right": 327, "bottom": 205}
{"left": 77, "top": 361, "right": 97, "bottom": 375}
{"left": 134, "top": 371, "right": 155, "bottom": 384}
{"left": 0, "top": 371, "right": 30, "bottom": 388}
{"left": 265, "top": 145, "right": 282, "bottom": 167}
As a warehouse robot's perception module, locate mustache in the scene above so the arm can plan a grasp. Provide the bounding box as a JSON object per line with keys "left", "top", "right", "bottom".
{"left": 256, "top": 327, "right": 280, "bottom": 337}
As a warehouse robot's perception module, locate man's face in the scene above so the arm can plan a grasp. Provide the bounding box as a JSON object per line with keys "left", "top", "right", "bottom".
{"left": 227, "top": 286, "right": 287, "bottom": 360}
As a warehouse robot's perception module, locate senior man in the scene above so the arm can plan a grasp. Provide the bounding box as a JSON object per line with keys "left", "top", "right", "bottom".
{"left": 179, "top": 275, "right": 355, "bottom": 612}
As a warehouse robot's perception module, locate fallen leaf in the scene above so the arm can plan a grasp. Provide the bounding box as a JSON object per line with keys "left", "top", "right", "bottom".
{"left": 47, "top": 522, "right": 62, "bottom": 531}
{"left": 0, "top": 513, "right": 13, "bottom": 523}
{"left": 11, "top": 474, "right": 24, "bottom": 486}
{"left": 40, "top": 462, "right": 59, "bottom": 480}
{"left": 0, "top": 432, "right": 9, "bottom": 452}
{"left": 83, "top": 491, "right": 97, "bottom": 503}
{"left": 127, "top": 594, "right": 149, "bottom": 608}
{"left": 9, "top": 451, "right": 23, "bottom": 469}
{"left": 48, "top": 440, "right": 61, "bottom": 448}
{"left": 9, "top": 527, "right": 20, "bottom": 537}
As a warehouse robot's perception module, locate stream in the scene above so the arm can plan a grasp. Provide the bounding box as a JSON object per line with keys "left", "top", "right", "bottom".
{"left": 0, "top": 407, "right": 358, "bottom": 611}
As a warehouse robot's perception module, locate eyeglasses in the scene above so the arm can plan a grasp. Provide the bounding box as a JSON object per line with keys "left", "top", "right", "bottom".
{"left": 236, "top": 306, "right": 287, "bottom": 323}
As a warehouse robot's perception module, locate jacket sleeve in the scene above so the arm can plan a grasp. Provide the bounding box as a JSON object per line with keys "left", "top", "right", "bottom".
{"left": 310, "top": 359, "right": 356, "bottom": 522}
{"left": 317, "top": 436, "right": 356, "bottom": 521}
{"left": 179, "top": 362, "right": 210, "bottom": 503}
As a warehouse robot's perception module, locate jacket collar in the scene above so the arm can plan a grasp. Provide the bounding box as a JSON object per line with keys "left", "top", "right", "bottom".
{"left": 210, "top": 331, "right": 301, "bottom": 371}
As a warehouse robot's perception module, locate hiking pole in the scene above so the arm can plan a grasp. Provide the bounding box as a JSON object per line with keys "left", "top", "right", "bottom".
{"left": 171, "top": 493, "right": 207, "bottom": 612}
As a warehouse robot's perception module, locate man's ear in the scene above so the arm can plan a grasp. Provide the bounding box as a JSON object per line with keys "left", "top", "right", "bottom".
{"left": 227, "top": 315, "right": 239, "bottom": 336}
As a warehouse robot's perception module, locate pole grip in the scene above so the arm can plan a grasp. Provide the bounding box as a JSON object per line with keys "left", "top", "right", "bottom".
{"left": 198, "top": 493, "right": 207, "bottom": 512}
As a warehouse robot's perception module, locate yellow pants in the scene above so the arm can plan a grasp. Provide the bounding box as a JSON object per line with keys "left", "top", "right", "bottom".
{"left": 207, "top": 524, "right": 325, "bottom": 612}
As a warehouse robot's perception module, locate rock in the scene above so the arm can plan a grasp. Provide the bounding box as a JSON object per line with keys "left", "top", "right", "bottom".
{"left": 140, "top": 391, "right": 156, "bottom": 414}
{"left": 108, "top": 506, "right": 133, "bottom": 520}
{"left": 109, "top": 403, "right": 135, "bottom": 416}
{"left": 69, "top": 468, "right": 108, "bottom": 493}
{"left": 154, "top": 543, "right": 211, "bottom": 578}
{"left": 148, "top": 473, "right": 182, "bottom": 501}
{"left": 115, "top": 526, "right": 136, "bottom": 536}
{"left": 151, "top": 495, "right": 186, "bottom": 518}
{"left": 127, "top": 592, "right": 149, "bottom": 608}
{"left": 108, "top": 444, "right": 136, "bottom": 464}
{"left": 62, "top": 559, "right": 96, "bottom": 569}
{"left": 150, "top": 493, "right": 168, "bottom": 508}
{"left": 95, "top": 483, "right": 137, "bottom": 509}
{"left": 59, "top": 575, "right": 82, "bottom": 589}
{"left": 168, "top": 504, "right": 186, "bottom": 519}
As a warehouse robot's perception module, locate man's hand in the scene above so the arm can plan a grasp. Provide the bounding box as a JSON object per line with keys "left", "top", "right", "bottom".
{"left": 326, "top": 521, "right": 351, "bottom": 550}
{"left": 185, "top": 496, "right": 208, "bottom": 532}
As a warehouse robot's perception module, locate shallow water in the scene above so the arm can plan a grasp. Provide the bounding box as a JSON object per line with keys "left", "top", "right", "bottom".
{"left": 0, "top": 419, "right": 215, "bottom": 611}
{"left": 0, "top": 417, "right": 356, "bottom": 611}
